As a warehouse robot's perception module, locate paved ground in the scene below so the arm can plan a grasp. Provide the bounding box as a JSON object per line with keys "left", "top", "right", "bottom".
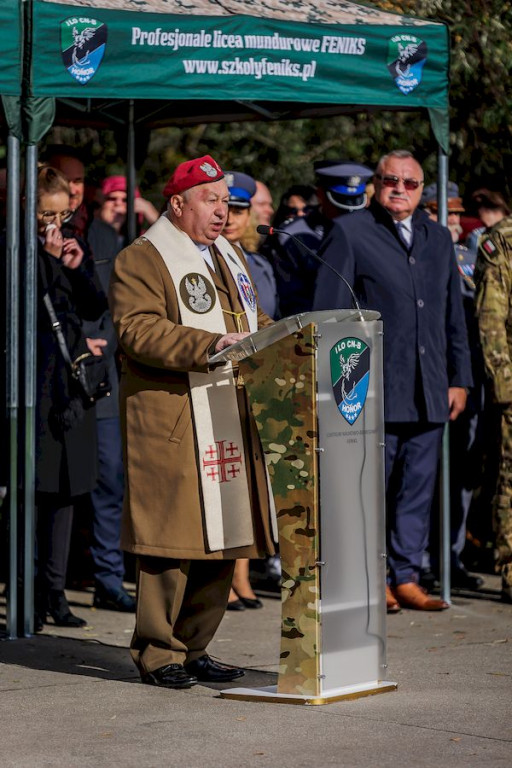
{"left": 0, "top": 576, "right": 511, "bottom": 768}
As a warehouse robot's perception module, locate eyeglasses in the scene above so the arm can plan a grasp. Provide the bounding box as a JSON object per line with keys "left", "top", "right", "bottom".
{"left": 37, "top": 209, "right": 73, "bottom": 224}
{"left": 375, "top": 174, "right": 424, "bottom": 191}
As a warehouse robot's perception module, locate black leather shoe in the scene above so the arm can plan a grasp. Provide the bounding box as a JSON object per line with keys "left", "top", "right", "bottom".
{"left": 451, "top": 567, "right": 484, "bottom": 590}
{"left": 47, "top": 590, "right": 87, "bottom": 627}
{"left": 501, "top": 582, "right": 512, "bottom": 604}
{"left": 93, "top": 585, "right": 136, "bottom": 612}
{"left": 185, "top": 655, "right": 245, "bottom": 682}
{"left": 33, "top": 612, "right": 44, "bottom": 633}
{"left": 142, "top": 663, "right": 197, "bottom": 689}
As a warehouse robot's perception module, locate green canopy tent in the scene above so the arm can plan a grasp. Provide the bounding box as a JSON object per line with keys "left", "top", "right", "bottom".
{"left": 8, "top": 0, "right": 454, "bottom": 634}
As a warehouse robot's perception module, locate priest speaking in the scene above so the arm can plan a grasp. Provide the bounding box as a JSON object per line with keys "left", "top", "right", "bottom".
{"left": 109, "top": 155, "right": 275, "bottom": 690}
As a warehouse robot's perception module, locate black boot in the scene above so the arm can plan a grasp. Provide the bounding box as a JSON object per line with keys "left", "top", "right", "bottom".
{"left": 34, "top": 589, "right": 48, "bottom": 630}
{"left": 47, "top": 590, "right": 86, "bottom": 627}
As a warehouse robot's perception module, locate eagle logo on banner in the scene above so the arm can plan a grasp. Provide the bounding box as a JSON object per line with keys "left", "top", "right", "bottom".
{"left": 61, "top": 17, "right": 108, "bottom": 85}
{"left": 387, "top": 34, "right": 427, "bottom": 95}
{"left": 330, "top": 337, "right": 370, "bottom": 425}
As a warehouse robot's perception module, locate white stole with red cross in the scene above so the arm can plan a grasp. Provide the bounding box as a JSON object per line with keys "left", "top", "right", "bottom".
{"left": 143, "top": 215, "right": 258, "bottom": 551}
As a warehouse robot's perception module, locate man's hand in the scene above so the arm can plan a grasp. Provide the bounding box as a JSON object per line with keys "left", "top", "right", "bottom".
{"left": 448, "top": 386, "right": 467, "bottom": 421}
{"left": 61, "top": 238, "right": 84, "bottom": 269}
{"left": 215, "top": 332, "right": 250, "bottom": 352}
{"left": 86, "top": 337, "right": 108, "bottom": 356}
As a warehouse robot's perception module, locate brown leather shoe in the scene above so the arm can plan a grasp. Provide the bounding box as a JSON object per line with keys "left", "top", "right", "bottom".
{"left": 394, "top": 582, "right": 449, "bottom": 611}
{"left": 386, "top": 585, "right": 401, "bottom": 613}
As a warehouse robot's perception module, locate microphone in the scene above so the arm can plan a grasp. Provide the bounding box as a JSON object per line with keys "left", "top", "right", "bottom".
{"left": 257, "top": 224, "right": 363, "bottom": 318}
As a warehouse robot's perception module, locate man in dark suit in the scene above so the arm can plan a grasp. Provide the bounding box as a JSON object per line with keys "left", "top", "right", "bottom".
{"left": 313, "top": 149, "right": 472, "bottom": 611}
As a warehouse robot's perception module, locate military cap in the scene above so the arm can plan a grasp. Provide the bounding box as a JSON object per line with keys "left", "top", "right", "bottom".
{"left": 163, "top": 155, "right": 224, "bottom": 198}
{"left": 224, "top": 171, "right": 257, "bottom": 208}
{"left": 314, "top": 160, "right": 374, "bottom": 211}
{"left": 421, "top": 181, "right": 465, "bottom": 213}
{"left": 314, "top": 160, "right": 374, "bottom": 194}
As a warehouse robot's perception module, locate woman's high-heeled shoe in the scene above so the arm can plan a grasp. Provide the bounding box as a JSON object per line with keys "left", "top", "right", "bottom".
{"left": 238, "top": 595, "right": 263, "bottom": 609}
{"left": 47, "top": 590, "right": 87, "bottom": 627}
{"left": 227, "top": 598, "right": 246, "bottom": 611}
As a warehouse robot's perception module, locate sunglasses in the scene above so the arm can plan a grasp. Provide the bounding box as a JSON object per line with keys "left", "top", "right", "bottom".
{"left": 37, "top": 209, "right": 73, "bottom": 224}
{"left": 375, "top": 174, "right": 424, "bottom": 191}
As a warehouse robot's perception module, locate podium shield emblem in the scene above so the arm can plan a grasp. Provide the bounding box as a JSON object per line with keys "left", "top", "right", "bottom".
{"left": 330, "top": 337, "right": 370, "bottom": 425}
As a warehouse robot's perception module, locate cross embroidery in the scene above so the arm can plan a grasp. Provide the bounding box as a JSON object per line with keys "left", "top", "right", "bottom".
{"left": 202, "top": 440, "right": 243, "bottom": 483}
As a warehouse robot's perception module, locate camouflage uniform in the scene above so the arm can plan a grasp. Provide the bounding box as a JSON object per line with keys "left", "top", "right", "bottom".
{"left": 474, "top": 214, "right": 512, "bottom": 598}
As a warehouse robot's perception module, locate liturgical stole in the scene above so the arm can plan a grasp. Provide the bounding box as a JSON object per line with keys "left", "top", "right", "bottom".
{"left": 144, "top": 215, "right": 258, "bottom": 551}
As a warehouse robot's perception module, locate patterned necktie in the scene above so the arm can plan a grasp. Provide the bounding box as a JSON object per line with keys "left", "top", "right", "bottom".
{"left": 396, "top": 220, "right": 412, "bottom": 247}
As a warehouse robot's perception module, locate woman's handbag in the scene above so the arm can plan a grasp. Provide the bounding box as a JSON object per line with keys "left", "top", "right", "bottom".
{"left": 70, "top": 351, "right": 112, "bottom": 402}
{"left": 43, "top": 292, "right": 112, "bottom": 405}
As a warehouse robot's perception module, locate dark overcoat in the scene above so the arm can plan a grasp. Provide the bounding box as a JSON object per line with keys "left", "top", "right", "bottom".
{"left": 82, "top": 218, "right": 121, "bottom": 420}
{"left": 313, "top": 201, "right": 473, "bottom": 422}
{"left": 36, "top": 247, "right": 107, "bottom": 496}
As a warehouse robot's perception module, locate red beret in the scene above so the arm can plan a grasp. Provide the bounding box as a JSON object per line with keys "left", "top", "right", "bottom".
{"left": 163, "top": 155, "right": 224, "bottom": 198}
{"left": 101, "top": 175, "right": 140, "bottom": 198}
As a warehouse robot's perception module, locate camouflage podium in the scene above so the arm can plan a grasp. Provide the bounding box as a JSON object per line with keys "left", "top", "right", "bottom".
{"left": 210, "top": 310, "right": 397, "bottom": 705}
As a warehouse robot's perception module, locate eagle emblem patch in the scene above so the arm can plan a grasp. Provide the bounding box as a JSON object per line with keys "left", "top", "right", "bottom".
{"left": 179, "top": 273, "right": 216, "bottom": 314}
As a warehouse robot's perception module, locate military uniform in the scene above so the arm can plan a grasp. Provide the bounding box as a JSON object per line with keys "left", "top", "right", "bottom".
{"left": 474, "top": 214, "right": 512, "bottom": 599}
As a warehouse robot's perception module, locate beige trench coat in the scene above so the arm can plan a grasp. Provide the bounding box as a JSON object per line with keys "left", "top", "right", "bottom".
{"left": 109, "top": 233, "right": 275, "bottom": 560}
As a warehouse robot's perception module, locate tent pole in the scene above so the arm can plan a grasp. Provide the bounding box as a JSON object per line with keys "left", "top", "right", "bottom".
{"left": 437, "top": 145, "right": 451, "bottom": 605}
{"left": 23, "top": 144, "right": 38, "bottom": 636}
{"left": 6, "top": 133, "right": 21, "bottom": 639}
{"left": 127, "top": 99, "right": 136, "bottom": 243}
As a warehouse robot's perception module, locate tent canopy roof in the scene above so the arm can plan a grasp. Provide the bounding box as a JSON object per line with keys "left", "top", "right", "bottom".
{"left": 41, "top": 0, "right": 436, "bottom": 27}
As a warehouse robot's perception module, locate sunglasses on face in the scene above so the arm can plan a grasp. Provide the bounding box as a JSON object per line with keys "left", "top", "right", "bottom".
{"left": 375, "top": 174, "right": 424, "bottom": 191}
{"left": 37, "top": 209, "right": 73, "bottom": 224}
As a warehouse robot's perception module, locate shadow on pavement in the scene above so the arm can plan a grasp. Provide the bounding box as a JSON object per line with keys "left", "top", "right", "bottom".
{"left": 0, "top": 632, "right": 278, "bottom": 690}
{"left": 0, "top": 633, "right": 138, "bottom": 682}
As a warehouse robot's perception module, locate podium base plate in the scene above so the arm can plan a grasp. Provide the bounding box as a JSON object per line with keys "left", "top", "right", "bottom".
{"left": 220, "top": 680, "right": 397, "bottom": 706}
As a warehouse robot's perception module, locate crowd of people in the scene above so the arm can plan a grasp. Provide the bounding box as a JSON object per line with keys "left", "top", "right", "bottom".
{"left": 1, "top": 143, "right": 511, "bottom": 688}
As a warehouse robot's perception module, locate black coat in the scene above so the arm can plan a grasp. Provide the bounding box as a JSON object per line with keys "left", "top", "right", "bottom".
{"left": 313, "top": 201, "right": 473, "bottom": 423}
{"left": 82, "top": 218, "right": 121, "bottom": 419}
{"left": 266, "top": 207, "right": 332, "bottom": 318}
{"left": 36, "top": 246, "right": 107, "bottom": 496}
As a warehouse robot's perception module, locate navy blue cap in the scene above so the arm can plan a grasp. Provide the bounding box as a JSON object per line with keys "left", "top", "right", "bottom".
{"left": 314, "top": 161, "right": 374, "bottom": 195}
{"left": 224, "top": 171, "right": 257, "bottom": 208}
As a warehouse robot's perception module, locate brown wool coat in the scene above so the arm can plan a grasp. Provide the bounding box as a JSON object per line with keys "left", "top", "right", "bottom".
{"left": 109, "top": 234, "right": 275, "bottom": 560}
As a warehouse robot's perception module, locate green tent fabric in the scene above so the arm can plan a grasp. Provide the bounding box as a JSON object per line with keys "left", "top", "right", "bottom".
{"left": 0, "top": 0, "right": 23, "bottom": 138}
{"left": 32, "top": 0, "right": 450, "bottom": 150}
{"left": 1, "top": 1, "right": 55, "bottom": 144}
{"left": 0, "top": 0, "right": 22, "bottom": 97}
